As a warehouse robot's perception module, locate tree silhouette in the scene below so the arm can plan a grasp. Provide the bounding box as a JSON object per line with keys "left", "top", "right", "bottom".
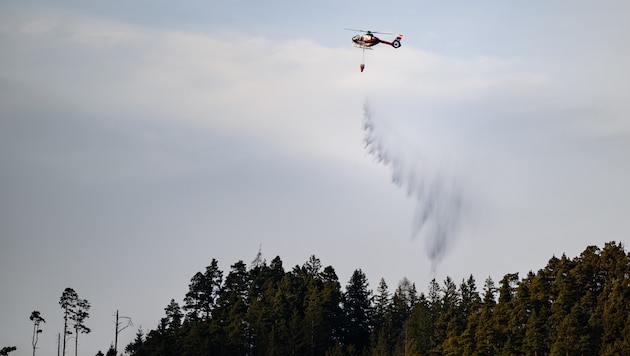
{"left": 71, "top": 298, "right": 91, "bottom": 356}
{"left": 30, "top": 311, "right": 45, "bottom": 356}
{"left": 59, "top": 288, "right": 79, "bottom": 356}
{"left": 0, "top": 347, "right": 17, "bottom": 356}
{"left": 343, "top": 269, "right": 373, "bottom": 353}
{"left": 59, "top": 288, "right": 90, "bottom": 356}
{"left": 124, "top": 241, "right": 629, "bottom": 356}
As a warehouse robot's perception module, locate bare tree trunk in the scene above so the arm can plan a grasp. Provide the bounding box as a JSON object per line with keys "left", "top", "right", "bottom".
{"left": 115, "top": 310, "right": 119, "bottom": 355}
{"left": 74, "top": 330, "right": 79, "bottom": 356}
{"left": 62, "top": 318, "right": 68, "bottom": 356}
{"left": 32, "top": 322, "right": 36, "bottom": 356}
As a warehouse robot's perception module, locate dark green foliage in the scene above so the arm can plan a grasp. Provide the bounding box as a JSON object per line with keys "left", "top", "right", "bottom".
{"left": 125, "top": 329, "right": 145, "bottom": 355}
{"left": 0, "top": 347, "right": 16, "bottom": 356}
{"left": 183, "top": 258, "right": 223, "bottom": 321}
{"left": 343, "top": 269, "right": 373, "bottom": 354}
{"left": 127, "top": 242, "right": 630, "bottom": 356}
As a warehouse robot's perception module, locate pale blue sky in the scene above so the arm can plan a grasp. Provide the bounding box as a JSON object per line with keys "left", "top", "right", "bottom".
{"left": 2, "top": 1, "right": 630, "bottom": 354}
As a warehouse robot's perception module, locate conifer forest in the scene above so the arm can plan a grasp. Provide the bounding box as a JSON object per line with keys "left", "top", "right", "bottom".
{"left": 8, "top": 241, "right": 630, "bottom": 356}
{"left": 120, "top": 241, "right": 630, "bottom": 356}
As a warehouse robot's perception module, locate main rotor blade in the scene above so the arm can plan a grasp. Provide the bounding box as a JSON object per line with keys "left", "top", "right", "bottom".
{"left": 344, "top": 28, "right": 395, "bottom": 35}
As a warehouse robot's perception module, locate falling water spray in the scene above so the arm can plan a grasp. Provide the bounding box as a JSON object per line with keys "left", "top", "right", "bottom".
{"left": 362, "top": 100, "right": 463, "bottom": 273}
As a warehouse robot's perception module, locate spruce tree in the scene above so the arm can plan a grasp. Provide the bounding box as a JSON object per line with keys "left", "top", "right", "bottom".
{"left": 183, "top": 258, "right": 223, "bottom": 320}
{"left": 343, "top": 269, "right": 373, "bottom": 353}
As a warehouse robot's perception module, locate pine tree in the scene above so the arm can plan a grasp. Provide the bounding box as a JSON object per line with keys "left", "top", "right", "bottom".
{"left": 473, "top": 277, "right": 497, "bottom": 355}
{"left": 30, "top": 311, "right": 45, "bottom": 356}
{"left": 304, "top": 278, "right": 325, "bottom": 355}
{"left": 391, "top": 278, "right": 418, "bottom": 355}
{"left": 493, "top": 273, "right": 518, "bottom": 354}
{"left": 549, "top": 255, "right": 578, "bottom": 354}
{"left": 304, "top": 255, "right": 323, "bottom": 277}
{"left": 215, "top": 261, "right": 250, "bottom": 355}
{"left": 426, "top": 278, "right": 443, "bottom": 353}
{"left": 247, "top": 259, "right": 284, "bottom": 355}
{"left": 125, "top": 328, "right": 145, "bottom": 355}
{"left": 163, "top": 299, "right": 183, "bottom": 330}
{"left": 371, "top": 278, "right": 390, "bottom": 355}
{"left": 183, "top": 258, "right": 223, "bottom": 321}
{"left": 523, "top": 268, "right": 553, "bottom": 355}
{"left": 59, "top": 288, "right": 79, "bottom": 356}
{"left": 321, "top": 266, "right": 344, "bottom": 351}
{"left": 459, "top": 275, "right": 481, "bottom": 320}
{"left": 406, "top": 293, "right": 433, "bottom": 354}
{"left": 599, "top": 277, "right": 630, "bottom": 355}
{"left": 343, "top": 269, "right": 373, "bottom": 354}
{"left": 149, "top": 299, "right": 183, "bottom": 356}
{"left": 71, "top": 298, "right": 91, "bottom": 356}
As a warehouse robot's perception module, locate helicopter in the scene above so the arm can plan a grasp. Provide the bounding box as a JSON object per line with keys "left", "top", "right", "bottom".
{"left": 346, "top": 28, "right": 403, "bottom": 72}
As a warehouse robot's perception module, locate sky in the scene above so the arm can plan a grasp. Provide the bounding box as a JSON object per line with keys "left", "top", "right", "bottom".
{"left": 2, "top": 0, "right": 630, "bottom": 354}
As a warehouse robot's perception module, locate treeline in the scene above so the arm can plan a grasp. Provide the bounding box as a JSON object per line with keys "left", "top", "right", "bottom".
{"left": 126, "top": 241, "right": 630, "bottom": 355}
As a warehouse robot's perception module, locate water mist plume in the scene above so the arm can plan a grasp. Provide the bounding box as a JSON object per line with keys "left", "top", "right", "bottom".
{"left": 362, "top": 100, "right": 463, "bottom": 272}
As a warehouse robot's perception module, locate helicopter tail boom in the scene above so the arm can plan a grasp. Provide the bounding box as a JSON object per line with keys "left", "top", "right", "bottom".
{"left": 379, "top": 34, "right": 403, "bottom": 48}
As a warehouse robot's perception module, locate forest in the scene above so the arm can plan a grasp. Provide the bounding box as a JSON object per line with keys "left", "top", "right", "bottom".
{"left": 120, "top": 241, "right": 630, "bottom": 355}
{"left": 8, "top": 241, "right": 628, "bottom": 356}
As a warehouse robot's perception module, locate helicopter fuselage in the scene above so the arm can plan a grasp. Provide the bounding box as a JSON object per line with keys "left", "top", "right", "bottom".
{"left": 352, "top": 34, "right": 381, "bottom": 48}
{"left": 351, "top": 33, "right": 402, "bottom": 49}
